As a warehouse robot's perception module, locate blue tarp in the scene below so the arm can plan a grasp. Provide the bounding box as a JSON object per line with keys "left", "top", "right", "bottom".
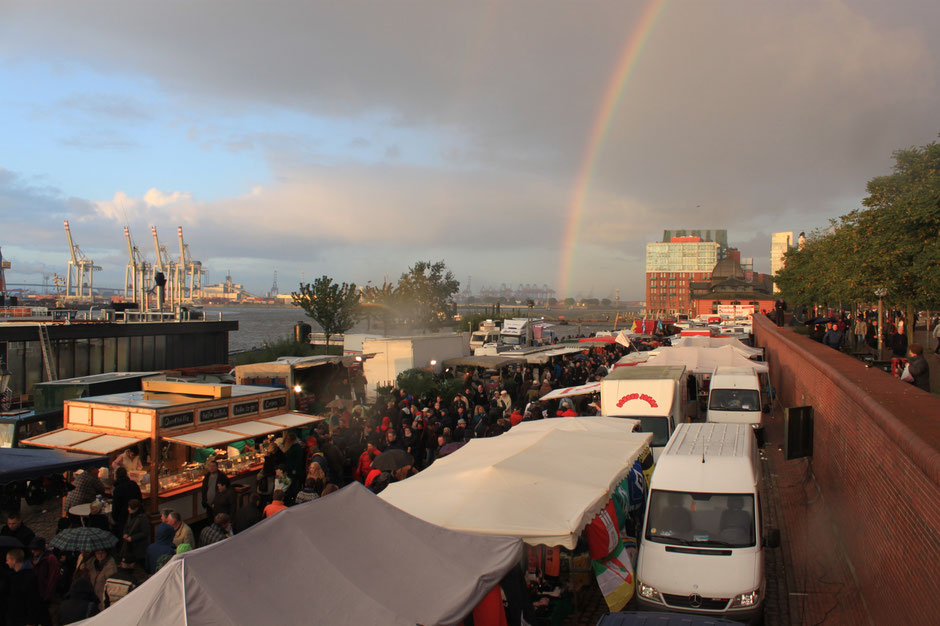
{"left": 0, "top": 447, "right": 108, "bottom": 483}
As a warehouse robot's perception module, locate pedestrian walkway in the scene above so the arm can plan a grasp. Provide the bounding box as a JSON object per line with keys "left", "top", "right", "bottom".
{"left": 763, "top": 405, "right": 871, "bottom": 626}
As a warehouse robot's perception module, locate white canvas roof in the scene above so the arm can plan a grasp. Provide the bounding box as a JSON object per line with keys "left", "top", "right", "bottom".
{"left": 668, "top": 336, "right": 763, "bottom": 358}
{"left": 640, "top": 345, "right": 768, "bottom": 374}
{"left": 539, "top": 381, "right": 601, "bottom": 401}
{"left": 86, "top": 483, "right": 521, "bottom": 626}
{"left": 22, "top": 428, "right": 148, "bottom": 455}
{"left": 381, "top": 418, "right": 652, "bottom": 548}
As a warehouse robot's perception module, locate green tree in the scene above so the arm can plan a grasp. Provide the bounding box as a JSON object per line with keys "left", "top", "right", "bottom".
{"left": 361, "top": 280, "right": 398, "bottom": 336}
{"left": 291, "top": 276, "right": 361, "bottom": 347}
{"left": 776, "top": 139, "right": 940, "bottom": 342}
{"left": 601, "top": 298, "right": 612, "bottom": 307}
{"left": 548, "top": 297, "right": 558, "bottom": 306}
{"left": 563, "top": 297, "right": 576, "bottom": 306}
{"left": 396, "top": 260, "right": 460, "bottom": 329}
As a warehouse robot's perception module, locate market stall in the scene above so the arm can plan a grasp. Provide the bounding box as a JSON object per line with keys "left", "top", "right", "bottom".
{"left": 84, "top": 482, "right": 523, "bottom": 626}
{"left": 21, "top": 380, "right": 318, "bottom": 521}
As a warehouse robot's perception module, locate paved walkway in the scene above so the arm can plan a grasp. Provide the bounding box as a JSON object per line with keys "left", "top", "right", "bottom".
{"left": 762, "top": 404, "right": 872, "bottom": 626}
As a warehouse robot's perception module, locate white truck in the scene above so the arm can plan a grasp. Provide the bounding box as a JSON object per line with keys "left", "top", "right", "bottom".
{"left": 469, "top": 320, "right": 501, "bottom": 352}
{"left": 362, "top": 334, "right": 470, "bottom": 401}
{"left": 636, "top": 422, "right": 778, "bottom": 623}
{"left": 600, "top": 365, "right": 692, "bottom": 460}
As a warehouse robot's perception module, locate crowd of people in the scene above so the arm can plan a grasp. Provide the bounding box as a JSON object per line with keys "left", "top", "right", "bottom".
{"left": 0, "top": 342, "right": 637, "bottom": 625}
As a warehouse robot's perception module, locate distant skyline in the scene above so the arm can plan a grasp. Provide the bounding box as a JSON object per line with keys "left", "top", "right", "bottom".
{"left": 1, "top": 1, "right": 938, "bottom": 299}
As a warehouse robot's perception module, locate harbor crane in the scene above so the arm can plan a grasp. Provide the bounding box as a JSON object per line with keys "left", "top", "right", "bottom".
{"left": 123, "top": 226, "right": 152, "bottom": 306}
{"left": 63, "top": 220, "right": 102, "bottom": 299}
{"left": 177, "top": 226, "right": 205, "bottom": 301}
{"left": 151, "top": 226, "right": 179, "bottom": 308}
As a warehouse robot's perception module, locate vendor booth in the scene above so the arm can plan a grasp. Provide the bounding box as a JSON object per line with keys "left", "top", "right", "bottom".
{"left": 84, "top": 482, "right": 523, "bottom": 626}
{"left": 234, "top": 354, "right": 369, "bottom": 412}
{"left": 381, "top": 417, "right": 652, "bottom": 616}
{"left": 21, "top": 380, "right": 317, "bottom": 522}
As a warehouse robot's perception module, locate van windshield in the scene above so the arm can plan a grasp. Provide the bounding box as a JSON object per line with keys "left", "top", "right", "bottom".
{"left": 0, "top": 424, "right": 15, "bottom": 448}
{"left": 645, "top": 490, "right": 756, "bottom": 548}
{"left": 635, "top": 417, "right": 670, "bottom": 447}
{"left": 708, "top": 389, "right": 761, "bottom": 412}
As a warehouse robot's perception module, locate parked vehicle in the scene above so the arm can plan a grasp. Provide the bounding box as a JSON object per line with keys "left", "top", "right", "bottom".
{"left": 636, "top": 422, "right": 778, "bottom": 623}
{"left": 705, "top": 366, "right": 768, "bottom": 444}
{"left": 600, "top": 365, "right": 692, "bottom": 460}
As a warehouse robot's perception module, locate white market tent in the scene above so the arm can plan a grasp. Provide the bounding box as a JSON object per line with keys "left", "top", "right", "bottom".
{"left": 667, "top": 336, "right": 763, "bottom": 359}
{"left": 640, "top": 345, "right": 768, "bottom": 375}
{"left": 540, "top": 381, "right": 601, "bottom": 401}
{"left": 86, "top": 483, "right": 521, "bottom": 626}
{"left": 381, "top": 417, "right": 652, "bottom": 549}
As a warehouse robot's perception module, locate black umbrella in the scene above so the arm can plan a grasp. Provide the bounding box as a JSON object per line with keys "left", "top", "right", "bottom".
{"left": 372, "top": 449, "right": 414, "bottom": 472}
{"left": 50, "top": 527, "right": 118, "bottom": 552}
{"left": 0, "top": 536, "right": 24, "bottom": 550}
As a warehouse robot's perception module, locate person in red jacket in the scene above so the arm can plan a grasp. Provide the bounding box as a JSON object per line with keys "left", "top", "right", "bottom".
{"left": 354, "top": 443, "right": 380, "bottom": 483}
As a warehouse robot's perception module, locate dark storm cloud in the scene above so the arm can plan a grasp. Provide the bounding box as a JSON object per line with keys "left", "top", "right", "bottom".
{"left": 1, "top": 0, "right": 938, "bottom": 295}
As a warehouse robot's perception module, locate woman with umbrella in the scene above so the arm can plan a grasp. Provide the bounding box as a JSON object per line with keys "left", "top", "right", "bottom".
{"left": 60, "top": 528, "right": 118, "bottom": 611}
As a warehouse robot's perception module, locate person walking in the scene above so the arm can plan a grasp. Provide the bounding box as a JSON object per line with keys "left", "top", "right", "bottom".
{"left": 853, "top": 316, "right": 868, "bottom": 351}
{"left": 121, "top": 499, "right": 149, "bottom": 568}
{"left": 933, "top": 318, "right": 940, "bottom": 354}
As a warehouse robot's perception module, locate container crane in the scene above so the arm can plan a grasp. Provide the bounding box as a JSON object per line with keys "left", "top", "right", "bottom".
{"left": 63, "top": 221, "right": 101, "bottom": 299}
{"left": 151, "top": 226, "right": 178, "bottom": 308}
{"left": 123, "top": 226, "right": 151, "bottom": 305}
{"left": 177, "top": 226, "right": 204, "bottom": 301}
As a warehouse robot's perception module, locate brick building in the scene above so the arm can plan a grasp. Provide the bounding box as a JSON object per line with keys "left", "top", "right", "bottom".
{"left": 690, "top": 248, "right": 776, "bottom": 316}
{"left": 645, "top": 232, "right": 724, "bottom": 317}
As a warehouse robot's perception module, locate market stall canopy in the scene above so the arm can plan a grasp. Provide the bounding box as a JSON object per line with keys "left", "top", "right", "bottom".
{"left": 442, "top": 355, "right": 524, "bottom": 369}
{"left": 163, "top": 412, "right": 324, "bottom": 447}
{"left": 520, "top": 346, "right": 586, "bottom": 364}
{"left": 612, "top": 352, "right": 652, "bottom": 367}
{"left": 381, "top": 417, "right": 652, "bottom": 548}
{"left": 234, "top": 354, "right": 372, "bottom": 379}
{"left": 668, "top": 336, "right": 763, "bottom": 359}
{"left": 640, "top": 346, "right": 768, "bottom": 375}
{"left": 21, "top": 428, "right": 148, "bottom": 455}
{"left": 540, "top": 381, "right": 601, "bottom": 401}
{"left": 86, "top": 482, "right": 522, "bottom": 626}
{"left": 0, "top": 447, "right": 107, "bottom": 483}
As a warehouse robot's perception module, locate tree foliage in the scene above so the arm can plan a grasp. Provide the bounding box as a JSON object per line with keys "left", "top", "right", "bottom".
{"left": 396, "top": 260, "right": 460, "bottom": 330}
{"left": 360, "top": 280, "right": 398, "bottom": 335}
{"left": 291, "top": 276, "right": 361, "bottom": 346}
{"left": 775, "top": 139, "right": 940, "bottom": 339}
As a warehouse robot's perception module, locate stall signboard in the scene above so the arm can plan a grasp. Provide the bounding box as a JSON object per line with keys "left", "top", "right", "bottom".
{"left": 161, "top": 411, "right": 195, "bottom": 429}
{"left": 199, "top": 406, "right": 230, "bottom": 423}
{"left": 233, "top": 401, "right": 259, "bottom": 417}
{"left": 718, "top": 305, "right": 755, "bottom": 318}
{"left": 262, "top": 397, "right": 287, "bottom": 411}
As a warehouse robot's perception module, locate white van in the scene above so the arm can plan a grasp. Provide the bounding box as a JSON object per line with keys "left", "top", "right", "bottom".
{"left": 636, "top": 422, "right": 777, "bottom": 623}
{"left": 706, "top": 366, "right": 766, "bottom": 427}
{"left": 600, "top": 365, "right": 691, "bottom": 460}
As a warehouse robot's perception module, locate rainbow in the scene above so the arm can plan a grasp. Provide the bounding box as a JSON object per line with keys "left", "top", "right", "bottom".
{"left": 556, "top": 0, "right": 669, "bottom": 299}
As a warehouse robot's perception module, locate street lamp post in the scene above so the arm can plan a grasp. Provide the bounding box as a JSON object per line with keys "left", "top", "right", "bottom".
{"left": 874, "top": 287, "right": 888, "bottom": 361}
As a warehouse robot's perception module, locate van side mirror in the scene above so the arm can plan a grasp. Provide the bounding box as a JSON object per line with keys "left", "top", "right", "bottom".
{"left": 764, "top": 528, "right": 780, "bottom": 549}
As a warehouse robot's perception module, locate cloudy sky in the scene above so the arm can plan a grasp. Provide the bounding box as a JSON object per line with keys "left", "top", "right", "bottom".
{"left": 1, "top": 0, "right": 937, "bottom": 300}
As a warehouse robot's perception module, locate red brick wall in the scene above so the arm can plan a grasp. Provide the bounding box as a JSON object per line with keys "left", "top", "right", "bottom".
{"left": 753, "top": 314, "right": 940, "bottom": 624}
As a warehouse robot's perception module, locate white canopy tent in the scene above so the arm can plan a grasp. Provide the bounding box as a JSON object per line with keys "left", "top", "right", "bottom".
{"left": 85, "top": 483, "right": 521, "bottom": 626}
{"left": 667, "top": 336, "right": 763, "bottom": 359}
{"left": 539, "top": 381, "right": 601, "bottom": 401}
{"left": 640, "top": 345, "right": 768, "bottom": 375}
{"left": 381, "top": 417, "right": 652, "bottom": 548}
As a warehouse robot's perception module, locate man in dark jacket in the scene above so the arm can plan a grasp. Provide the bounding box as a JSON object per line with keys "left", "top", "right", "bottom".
{"left": 1, "top": 512, "right": 36, "bottom": 548}
{"left": 211, "top": 481, "right": 236, "bottom": 518}
{"left": 905, "top": 344, "right": 931, "bottom": 392}
{"left": 145, "top": 523, "right": 176, "bottom": 574}
{"left": 121, "top": 499, "right": 149, "bottom": 567}
{"left": 233, "top": 494, "right": 264, "bottom": 533}
{"left": 4, "top": 548, "right": 43, "bottom": 626}
{"left": 110, "top": 467, "right": 141, "bottom": 537}
{"left": 200, "top": 461, "right": 231, "bottom": 520}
